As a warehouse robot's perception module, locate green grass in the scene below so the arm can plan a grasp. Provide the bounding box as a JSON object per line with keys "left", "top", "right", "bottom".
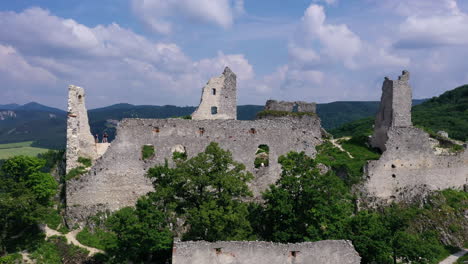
{"left": 76, "top": 228, "right": 117, "bottom": 251}
{"left": 315, "top": 137, "right": 380, "bottom": 186}
{"left": 0, "top": 141, "right": 49, "bottom": 159}
{"left": 0, "top": 253, "right": 22, "bottom": 264}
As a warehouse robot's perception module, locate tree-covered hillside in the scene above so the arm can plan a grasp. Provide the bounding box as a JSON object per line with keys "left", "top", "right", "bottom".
{"left": 331, "top": 85, "right": 468, "bottom": 141}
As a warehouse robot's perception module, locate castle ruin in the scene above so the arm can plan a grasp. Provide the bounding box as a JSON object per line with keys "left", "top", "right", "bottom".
{"left": 363, "top": 71, "right": 467, "bottom": 205}
{"left": 172, "top": 240, "right": 361, "bottom": 264}
{"left": 191, "top": 67, "right": 237, "bottom": 120}
{"left": 66, "top": 67, "right": 323, "bottom": 226}
{"left": 66, "top": 85, "right": 109, "bottom": 173}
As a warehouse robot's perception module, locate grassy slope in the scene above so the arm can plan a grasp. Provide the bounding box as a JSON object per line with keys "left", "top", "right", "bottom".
{"left": 0, "top": 141, "right": 49, "bottom": 159}
{"left": 330, "top": 85, "right": 468, "bottom": 141}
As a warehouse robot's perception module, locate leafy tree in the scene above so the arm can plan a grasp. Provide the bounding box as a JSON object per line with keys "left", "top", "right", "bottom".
{"left": 0, "top": 156, "right": 57, "bottom": 255}
{"left": 106, "top": 197, "right": 172, "bottom": 263}
{"left": 258, "top": 152, "right": 353, "bottom": 242}
{"left": 146, "top": 142, "right": 254, "bottom": 241}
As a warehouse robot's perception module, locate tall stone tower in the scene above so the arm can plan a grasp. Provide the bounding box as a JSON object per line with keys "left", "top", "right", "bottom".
{"left": 371, "top": 70, "right": 413, "bottom": 151}
{"left": 66, "top": 85, "right": 97, "bottom": 172}
{"left": 192, "top": 67, "right": 237, "bottom": 120}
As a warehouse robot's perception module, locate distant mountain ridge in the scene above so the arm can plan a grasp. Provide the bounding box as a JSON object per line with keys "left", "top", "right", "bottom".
{"left": 0, "top": 99, "right": 428, "bottom": 150}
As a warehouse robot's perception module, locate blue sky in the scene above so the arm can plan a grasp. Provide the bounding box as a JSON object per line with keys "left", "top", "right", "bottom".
{"left": 1, "top": 0, "right": 468, "bottom": 109}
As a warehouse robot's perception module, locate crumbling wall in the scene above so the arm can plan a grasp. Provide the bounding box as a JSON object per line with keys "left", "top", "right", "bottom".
{"left": 364, "top": 127, "right": 468, "bottom": 205}
{"left": 66, "top": 85, "right": 110, "bottom": 173}
{"left": 364, "top": 71, "right": 468, "bottom": 205}
{"left": 172, "top": 240, "right": 361, "bottom": 264}
{"left": 192, "top": 67, "right": 237, "bottom": 120}
{"left": 66, "top": 85, "right": 98, "bottom": 173}
{"left": 264, "top": 100, "right": 316, "bottom": 113}
{"left": 66, "top": 115, "right": 323, "bottom": 226}
{"left": 371, "top": 71, "right": 412, "bottom": 151}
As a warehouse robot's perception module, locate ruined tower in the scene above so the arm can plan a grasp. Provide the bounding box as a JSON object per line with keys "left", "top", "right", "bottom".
{"left": 371, "top": 70, "right": 412, "bottom": 151}
{"left": 192, "top": 67, "right": 237, "bottom": 120}
{"left": 66, "top": 85, "right": 98, "bottom": 172}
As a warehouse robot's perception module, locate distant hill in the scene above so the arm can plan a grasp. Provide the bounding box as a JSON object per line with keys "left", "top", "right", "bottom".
{"left": 330, "top": 85, "right": 468, "bottom": 142}
{"left": 0, "top": 99, "right": 429, "bottom": 150}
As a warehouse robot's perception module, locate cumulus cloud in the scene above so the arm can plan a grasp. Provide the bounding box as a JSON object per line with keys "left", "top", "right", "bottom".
{"left": 131, "top": 0, "right": 242, "bottom": 34}
{"left": 0, "top": 8, "right": 254, "bottom": 107}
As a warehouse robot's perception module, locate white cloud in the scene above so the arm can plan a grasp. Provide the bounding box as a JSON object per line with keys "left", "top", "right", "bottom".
{"left": 131, "top": 0, "right": 242, "bottom": 34}
{"left": 0, "top": 8, "right": 254, "bottom": 107}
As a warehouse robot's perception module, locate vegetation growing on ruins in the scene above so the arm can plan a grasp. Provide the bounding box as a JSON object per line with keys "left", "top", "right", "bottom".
{"left": 65, "top": 156, "right": 92, "bottom": 181}
{"left": 256, "top": 110, "right": 316, "bottom": 118}
{"left": 141, "top": 145, "right": 155, "bottom": 160}
{"left": 254, "top": 144, "right": 269, "bottom": 168}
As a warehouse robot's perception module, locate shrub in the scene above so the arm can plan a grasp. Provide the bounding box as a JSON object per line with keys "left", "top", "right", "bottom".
{"left": 172, "top": 151, "right": 187, "bottom": 161}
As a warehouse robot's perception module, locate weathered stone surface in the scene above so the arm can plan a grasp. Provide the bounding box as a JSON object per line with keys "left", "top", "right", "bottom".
{"left": 172, "top": 240, "right": 361, "bottom": 264}
{"left": 192, "top": 67, "right": 237, "bottom": 120}
{"left": 363, "top": 71, "right": 468, "bottom": 205}
{"left": 265, "top": 100, "right": 316, "bottom": 113}
{"left": 66, "top": 85, "right": 98, "bottom": 173}
{"left": 371, "top": 70, "right": 412, "bottom": 151}
{"left": 66, "top": 115, "right": 323, "bottom": 226}
{"left": 66, "top": 85, "right": 110, "bottom": 173}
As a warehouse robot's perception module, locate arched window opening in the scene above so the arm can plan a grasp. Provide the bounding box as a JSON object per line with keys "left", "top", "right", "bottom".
{"left": 211, "top": 106, "right": 218, "bottom": 115}
{"left": 171, "top": 144, "right": 187, "bottom": 160}
{"left": 254, "top": 144, "right": 269, "bottom": 168}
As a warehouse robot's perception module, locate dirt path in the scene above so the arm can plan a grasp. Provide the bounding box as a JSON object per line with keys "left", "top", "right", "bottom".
{"left": 44, "top": 225, "right": 103, "bottom": 256}
{"left": 439, "top": 248, "right": 468, "bottom": 264}
{"left": 20, "top": 251, "right": 34, "bottom": 263}
{"left": 330, "top": 138, "right": 354, "bottom": 159}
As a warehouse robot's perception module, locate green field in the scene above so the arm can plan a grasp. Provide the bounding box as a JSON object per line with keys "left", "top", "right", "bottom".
{"left": 0, "top": 141, "right": 50, "bottom": 159}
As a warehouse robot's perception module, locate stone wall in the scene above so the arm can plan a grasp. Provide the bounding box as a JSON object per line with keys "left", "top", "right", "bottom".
{"left": 192, "top": 67, "right": 237, "bottom": 120}
{"left": 66, "top": 85, "right": 98, "bottom": 173}
{"left": 265, "top": 100, "right": 316, "bottom": 113}
{"left": 66, "top": 115, "right": 323, "bottom": 225}
{"left": 172, "top": 240, "right": 361, "bottom": 264}
{"left": 371, "top": 71, "right": 412, "bottom": 151}
{"left": 364, "top": 70, "right": 467, "bottom": 205}
{"left": 363, "top": 127, "right": 468, "bottom": 205}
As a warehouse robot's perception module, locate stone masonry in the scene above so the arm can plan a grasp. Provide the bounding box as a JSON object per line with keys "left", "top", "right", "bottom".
{"left": 66, "top": 68, "right": 323, "bottom": 226}
{"left": 172, "top": 240, "right": 361, "bottom": 264}
{"left": 66, "top": 85, "right": 110, "bottom": 173}
{"left": 265, "top": 100, "right": 317, "bottom": 113}
{"left": 371, "top": 70, "right": 412, "bottom": 151}
{"left": 364, "top": 71, "right": 468, "bottom": 205}
{"left": 192, "top": 67, "right": 237, "bottom": 120}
